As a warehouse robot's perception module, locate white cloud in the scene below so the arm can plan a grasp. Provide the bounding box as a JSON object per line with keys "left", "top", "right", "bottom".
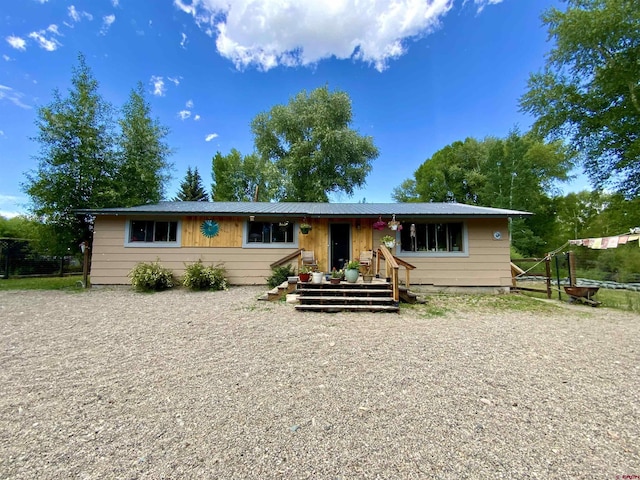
{"left": 150, "top": 76, "right": 166, "bottom": 96}
{"left": 174, "top": 0, "right": 462, "bottom": 71}
{"left": 47, "top": 24, "right": 61, "bottom": 35}
{"left": 167, "top": 76, "right": 181, "bottom": 86}
{"left": 0, "top": 85, "right": 31, "bottom": 109}
{"left": 0, "top": 130, "right": 4, "bottom": 136}
{"left": 185, "top": 99, "right": 194, "bottom": 108}
{"left": 205, "top": 133, "right": 219, "bottom": 142}
{"left": 178, "top": 110, "right": 192, "bottom": 120}
{"left": 2, "top": 54, "right": 11, "bottom": 61}
{"left": 112, "top": 0, "right": 120, "bottom": 6}
{"left": 6, "top": 35, "right": 26, "bottom": 51}
{"left": 469, "top": 0, "right": 504, "bottom": 13}
{"left": 100, "top": 14, "right": 116, "bottom": 35}
{"left": 34, "top": 0, "right": 48, "bottom": 3}
{"left": 28, "top": 30, "right": 62, "bottom": 51}
{"left": 194, "top": 114, "right": 201, "bottom": 121}
{"left": 180, "top": 32, "right": 187, "bottom": 48}
{"left": 68, "top": 5, "right": 93, "bottom": 23}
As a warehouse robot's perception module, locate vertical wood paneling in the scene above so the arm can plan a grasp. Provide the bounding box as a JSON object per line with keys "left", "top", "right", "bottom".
{"left": 181, "top": 216, "right": 243, "bottom": 247}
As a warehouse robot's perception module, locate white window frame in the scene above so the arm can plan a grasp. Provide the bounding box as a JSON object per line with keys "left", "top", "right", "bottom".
{"left": 124, "top": 218, "right": 182, "bottom": 248}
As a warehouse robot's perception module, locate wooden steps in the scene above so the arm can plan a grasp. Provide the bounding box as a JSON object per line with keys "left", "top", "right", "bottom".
{"left": 295, "top": 280, "right": 399, "bottom": 313}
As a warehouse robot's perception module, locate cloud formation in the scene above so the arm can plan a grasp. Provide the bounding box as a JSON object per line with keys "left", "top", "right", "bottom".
{"left": 100, "top": 15, "right": 116, "bottom": 35}
{"left": 180, "top": 32, "right": 187, "bottom": 48}
{"left": 150, "top": 76, "right": 166, "bottom": 96}
{"left": 68, "top": 5, "right": 93, "bottom": 23}
{"left": 174, "top": 0, "right": 469, "bottom": 71}
{"left": 467, "top": 0, "right": 504, "bottom": 13}
{"left": 28, "top": 30, "right": 61, "bottom": 51}
{"left": 178, "top": 110, "right": 191, "bottom": 120}
{"left": 205, "top": 133, "right": 218, "bottom": 142}
{"left": 6, "top": 35, "right": 26, "bottom": 51}
{"left": 0, "top": 85, "right": 31, "bottom": 109}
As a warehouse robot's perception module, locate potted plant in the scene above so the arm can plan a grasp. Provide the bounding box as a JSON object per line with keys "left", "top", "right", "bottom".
{"left": 299, "top": 222, "right": 312, "bottom": 234}
{"left": 299, "top": 265, "right": 312, "bottom": 282}
{"left": 311, "top": 270, "right": 324, "bottom": 284}
{"left": 387, "top": 214, "right": 401, "bottom": 231}
{"left": 344, "top": 260, "right": 360, "bottom": 283}
{"left": 330, "top": 268, "right": 343, "bottom": 284}
{"left": 381, "top": 235, "right": 396, "bottom": 248}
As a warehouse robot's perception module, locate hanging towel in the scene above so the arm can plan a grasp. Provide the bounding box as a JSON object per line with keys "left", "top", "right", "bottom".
{"left": 606, "top": 236, "right": 619, "bottom": 249}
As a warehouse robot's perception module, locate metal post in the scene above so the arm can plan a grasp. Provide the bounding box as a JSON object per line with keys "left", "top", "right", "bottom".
{"left": 81, "top": 242, "right": 90, "bottom": 288}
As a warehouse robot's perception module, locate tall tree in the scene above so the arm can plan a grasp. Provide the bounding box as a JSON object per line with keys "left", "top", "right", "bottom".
{"left": 394, "top": 131, "right": 572, "bottom": 256}
{"left": 251, "top": 86, "right": 378, "bottom": 202}
{"left": 211, "top": 149, "right": 283, "bottom": 201}
{"left": 23, "top": 53, "right": 117, "bottom": 251}
{"left": 116, "top": 82, "right": 172, "bottom": 206}
{"left": 520, "top": 0, "right": 640, "bottom": 197}
{"left": 174, "top": 166, "right": 209, "bottom": 201}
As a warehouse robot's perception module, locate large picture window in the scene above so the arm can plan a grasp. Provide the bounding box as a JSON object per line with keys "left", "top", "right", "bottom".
{"left": 399, "top": 221, "right": 464, "bottom": 253}
{"left": 246, "top": 221, "right": 295, "bottom": 245}
{"left": 127, "top": 220, "right": 179, "bottom": 245}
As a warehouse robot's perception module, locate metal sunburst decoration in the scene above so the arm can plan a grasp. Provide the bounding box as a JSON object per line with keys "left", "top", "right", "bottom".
{"left": 200, "top": 220, "right": 219, "bottom": 238}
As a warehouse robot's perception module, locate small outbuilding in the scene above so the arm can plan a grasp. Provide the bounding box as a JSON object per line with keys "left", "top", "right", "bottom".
{"left": 85, "top": 201, "right": 529, "bottom": 291}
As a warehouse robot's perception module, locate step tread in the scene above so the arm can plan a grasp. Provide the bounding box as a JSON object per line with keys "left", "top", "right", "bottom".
{"left": 298, "top": 295, "right": 394, "bottom": 302}
{"left": 295, "top": 304, "right": 399, "bottom": 312}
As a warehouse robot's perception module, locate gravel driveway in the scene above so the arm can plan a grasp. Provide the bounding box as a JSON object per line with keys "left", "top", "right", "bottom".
{"left": 1, "top": 286, "right": 638, "bottom": 479}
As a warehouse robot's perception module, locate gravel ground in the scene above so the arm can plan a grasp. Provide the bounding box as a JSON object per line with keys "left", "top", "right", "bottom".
{"left": 0, "top": 286, "right": 639, "bottom": 479}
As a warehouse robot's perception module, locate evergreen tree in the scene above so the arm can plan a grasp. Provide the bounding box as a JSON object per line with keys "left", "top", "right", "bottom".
{"left": 23, "top": 53, "right": 118, "bottom": 252}
{"left": 116, "top": 82, "right": 173, "bottom": 206}
{"left": 174, "top": 167, "right": 209, "bottom": 201}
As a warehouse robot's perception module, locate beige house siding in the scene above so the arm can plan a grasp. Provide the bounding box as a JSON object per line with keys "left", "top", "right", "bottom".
{"left": 91, "top": 215, "right": 512, "bottom": 287}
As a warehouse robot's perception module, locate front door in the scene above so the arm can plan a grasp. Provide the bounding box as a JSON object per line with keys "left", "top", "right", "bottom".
{"left": 330, "top": 223, "right": 351, "bottom": 271}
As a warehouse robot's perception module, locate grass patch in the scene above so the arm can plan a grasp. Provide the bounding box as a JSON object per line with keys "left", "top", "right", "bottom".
{"left": 516, "top": 281, "right": 640, "bottom": 313}
{"left": 0, "top": 276, "right": 86, "bottom": 291}
{"left": 403, "top": 292, "right": 559, "bottom": 316}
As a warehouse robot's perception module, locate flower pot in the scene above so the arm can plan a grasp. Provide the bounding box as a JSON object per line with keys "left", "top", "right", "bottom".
{"left": 344, "top": 268, "right": 359, "bottom": 283}
{"left": 300, "top": 227, "right": 311, "bottom": 234}
{"left": 363, "top": 274, "right": 373, "bottom": 283}
{"left": 299, "top": 272, "right": 311, "bottom": 282}
{"left": 330, "top": 277, "right": 341, "bottom": 284}
{"left": 384, "top": 240, "right": 396, "bottom": 248}
{"left": 311, "top": 271, "right": 324, "bottom": 284}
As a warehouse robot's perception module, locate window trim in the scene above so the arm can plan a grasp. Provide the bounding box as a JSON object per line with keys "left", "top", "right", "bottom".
{"left": 395, "top": 220, "right": 469, "bottom": 258}
{"left": 124, "top": 218, "right": 182, "bottom": 248}
{"left": 242, "top": 220, "right": 299, "bottom": 249}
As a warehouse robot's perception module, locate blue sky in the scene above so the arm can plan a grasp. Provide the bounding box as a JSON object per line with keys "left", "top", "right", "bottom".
{"left": 0, "top": 0, "right": 579, "bottom": 217}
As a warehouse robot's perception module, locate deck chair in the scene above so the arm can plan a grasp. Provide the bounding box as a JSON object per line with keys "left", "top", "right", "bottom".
{"left": 359, "top": 250, "right": 373, "bottom": 273}
{"left": 301, "top": 250, "right": 318, "bottom": 271}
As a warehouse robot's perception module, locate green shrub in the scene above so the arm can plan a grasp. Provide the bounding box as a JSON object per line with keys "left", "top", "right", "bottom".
{"left": 129, "top": 260, "right": 174, "bottom": 291}
{"left": 267, "top": 264, "right": 295, "bottom": 288}
{"left": 182, "top": 260, "right": 228, "bottom": 291}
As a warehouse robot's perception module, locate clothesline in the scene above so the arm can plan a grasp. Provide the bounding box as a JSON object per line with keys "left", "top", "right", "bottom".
{"left": 568, "top": 229, "right": 640, "bottom": 250}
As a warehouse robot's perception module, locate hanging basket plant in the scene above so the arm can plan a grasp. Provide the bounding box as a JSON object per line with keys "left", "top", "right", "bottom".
{"left": 373, "top": 216, "right": 387, "bottom": 231}
{"left": 300, "top": 218, "right": 312, "bottom": 234}
{"left": 388, "top": 214, "right": 401, "bottom": 231}
{"left": 381, "top": 235, "right": 396, "bottom": 248}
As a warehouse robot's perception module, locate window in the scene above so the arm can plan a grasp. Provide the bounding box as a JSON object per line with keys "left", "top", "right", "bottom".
{"left": 399, "top": 221, "right": 464, "bottom": 253}
{"left": 246, "top": 221, "right": 295, "bottom": 246}
{"left": 126, "top": 220, "right": 179, "bottom": 246}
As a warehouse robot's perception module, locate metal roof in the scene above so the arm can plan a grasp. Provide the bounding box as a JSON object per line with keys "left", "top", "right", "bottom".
{"left": 82, "top": 201, "right": 531, "bottom": 218}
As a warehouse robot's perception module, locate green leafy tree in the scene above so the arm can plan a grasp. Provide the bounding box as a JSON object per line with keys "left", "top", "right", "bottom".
{"left": 395, "top": 131, "right": 572, "bottom": 256}
{"left": 211, "top": 149, "right": 283, "bottom": 201}
{"left": 520, "top": 0, "right": 640, "bottom": 197}
{"left": 251, "top": 86, "right": 378, "bottom": 202}
{"left": 116, "top": 82, "right": 172, "bottom": 206}
{"left": 174, "top": 166, "right": 209, "bottom": 201}
{"left": 23, "top": 53, "right": 118, "bottom": 252}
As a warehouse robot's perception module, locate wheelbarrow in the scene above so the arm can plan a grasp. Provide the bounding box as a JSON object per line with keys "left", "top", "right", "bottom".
{"left": 563, "top": 286, "right": 601, "bottom": 307}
